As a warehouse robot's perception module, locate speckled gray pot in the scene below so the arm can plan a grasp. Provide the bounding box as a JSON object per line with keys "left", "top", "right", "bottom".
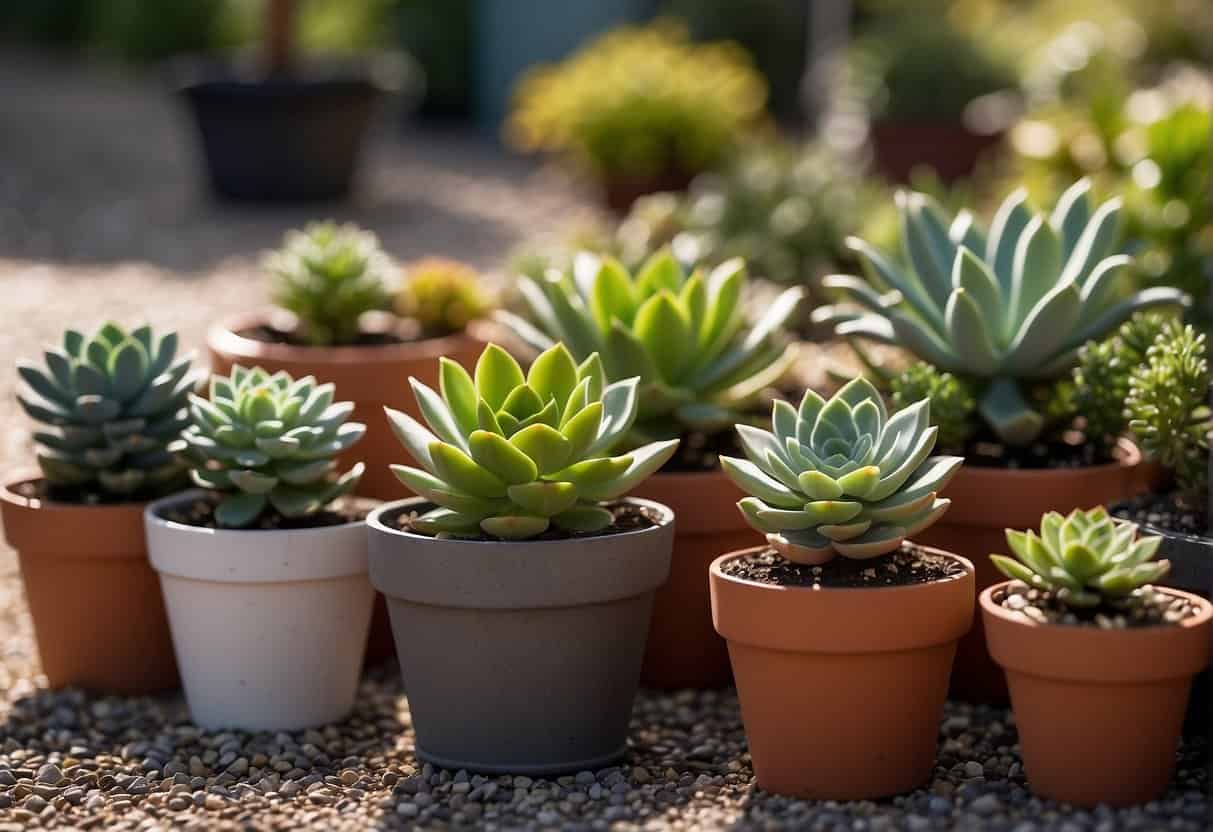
{"left": 368, "top": 497, "right": 674, "bottom": 775}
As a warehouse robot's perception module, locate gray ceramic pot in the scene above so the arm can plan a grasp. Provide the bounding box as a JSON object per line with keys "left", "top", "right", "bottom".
{"left": 368, "top": 497, "right": 675, "bottom": 774}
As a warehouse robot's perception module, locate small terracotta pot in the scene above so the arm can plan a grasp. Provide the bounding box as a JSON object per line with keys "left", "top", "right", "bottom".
{"left": 601, "top": 167, "right": 696, "bottom": 215}
{"left": 870, "top": 120, "right": 1003, "bottom": 183}
{"left": 915, "top": 444, "right": 1142, "bottom": 703}
{"left": 631, "top": 468, "right": 760, "bottom": 689}
{"left": 981, "top": 583, "right": 1212, "bottom": 807}
{"left": 711, "top": 545, "right": 975, "bottom": 799}
{"left": 0, "top": 474, "right": 178, "bottom": 694}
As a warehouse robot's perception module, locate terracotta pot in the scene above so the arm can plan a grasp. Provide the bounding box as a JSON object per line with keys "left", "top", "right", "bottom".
{"left": 981, "top": 583, "right": 1212, "bottom": 807}
{"left": 870, "top": 120, "right": 1003, "bottom": 184}
{"left": 915, "top": 444, "right": 1142, "bottom": 703}
{"left": 0, "top": 474, "right": 178, "bottom": 694}
{"left": 601, "top": 167, "right": 696, "bottom": 215}
{"left": 632, "top": 468, "right": 760, "bottom": 689}
{"left": 711, "top": 545, "right": 974, "bottom": 799}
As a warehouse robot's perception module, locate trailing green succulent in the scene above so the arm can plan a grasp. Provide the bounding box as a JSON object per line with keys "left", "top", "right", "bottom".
{"left": 501, "top": 250, "right": 803, "bottom": 442}
{"left": 173, "top": 366, "right": 366, "bottom": 528}
{"left": 385, "top": 343, "right": 679, "bottom": 539}
{"left": 814, "top": 178, "right": 1189, "bottom": 445}
{"left": 266, "top": 222, "right": 396, "bottom": 347}
{"left": 888, "top": 362, "right": 977, "bottom": 454}
{"left": 1126, "top": 322, "right": 1210, "bottom": 505}
{"left": 395, "top": 257, "right": 492, "bottom": 338}
{"left": 991, "top": 508, "right": 1169, "bottom": 608}
{"left": 17, "top": 323, "right": 196, "bottom": 499}
{"left": 721, "top": 377, "right": 962, "bottom": 564}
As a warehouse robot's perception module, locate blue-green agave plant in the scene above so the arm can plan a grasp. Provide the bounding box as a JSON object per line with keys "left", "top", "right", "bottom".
{"left": 813, "top": 179, "right": 1189, "bottom": 445}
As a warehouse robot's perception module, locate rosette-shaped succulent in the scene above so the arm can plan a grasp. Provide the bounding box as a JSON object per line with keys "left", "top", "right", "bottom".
{"left": 386, "top": 343, "right": 680, "bottom": 539}
{"left": 501, "top": 250, "right": 802, "bottom": 440}
{"left": 174, "top": 366, "right": 366, "bottom": 527}
{"left": 813, "top": 179, "right": 1189, "bottom": 445}
{"left": 721, "top": 378, "right": 962, "bottom": 563}
{"left": 17, "top": 323, "right": 196, "bottom": 498}
{"left": 266, "top": 222, "right": 396, "bottom": 347}
{"left": 991, "top": 508, "right": 1169, "bottom": 608}
{"left": 395, "top": 257, "right": 492, "bottom": 338}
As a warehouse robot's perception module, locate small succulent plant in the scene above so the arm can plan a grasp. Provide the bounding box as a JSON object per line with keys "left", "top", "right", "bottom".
{"left": 720, "top": 378, "right": 962, "bottom": 564}
{"left": 266, "top": 222, "right": 396, "bottom": 347}
{"left": 814, "top": 179, "right": 1189, "bottom": 445}
{"left": 385, "top": 343, "right": 680, "bottom": 539}
{"left": 991, "top": 508, "right": 1169, "bottom": 608}
{"left": 888, "top": 362, "right": 976, "bottom": 454}
{"left": 173, "top": 366, "right": 366, "bottom": 528}
{"left": 501, "top": 250, "right": 803, "bottom": 441}
{"left": 395, "top": 257, "right": 492, "bottom": 338}
{"left": 17, "top": 323, "right": 195, "bottom": 498}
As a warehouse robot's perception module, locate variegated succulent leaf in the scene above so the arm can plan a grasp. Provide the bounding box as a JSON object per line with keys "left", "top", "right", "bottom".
{"left": 385, "top": 342, "right": 679, "bottom": 540}
{"left": 171, "top": 365, "right": 366, "bottom": 528}
{"left": 721, "top": 377, "right": 961, "bottom": 564}
{"left": 17, "top": 323, "right": 197, "bottom": 498}
{"left": 812, "top": 179, "right": 1190, "bottom": 446}
{"left": 990, "top": 507, "right": 1169, "bottom": 608}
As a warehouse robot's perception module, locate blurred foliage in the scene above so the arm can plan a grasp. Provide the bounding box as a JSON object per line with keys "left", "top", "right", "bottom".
{"left": 395, "top": 257, "right": 492, "bottom": 338}
{"left": 888, "top": 362, "right": 977, "bottom": 453}
{"left": 506, "top": 21, "right": 768, "bottom": 181}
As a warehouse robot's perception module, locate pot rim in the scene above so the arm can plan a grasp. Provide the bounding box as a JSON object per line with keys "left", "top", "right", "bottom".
{"left": 145, "top": 489, "right": 366, "bottom": 539}
{"left": 2, "top": 469, "right": 149, "bottom": 513}
{"left": 979, "top": 581, "right": 1213, "bottom": 634}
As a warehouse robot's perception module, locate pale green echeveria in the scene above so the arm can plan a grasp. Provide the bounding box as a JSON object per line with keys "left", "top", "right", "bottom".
{"left": 991, "top": 507, "right": 1169, "bottom": 608}
{"left": 385, "top": 342, "right": 680, "bottom": 539}
{"left": 721, "top": 377, "right": 962, "bottom": 564}
{"left": 17, "top": 323, "right": 196, "bottom": 498}
{"left": 813, "top": 179, "right": 1190, "bottom": 445}
{"left": 173, "top": 366, "right": 365, "bottom": 528}
{"left": 499, "top": 250, "right": 803, "bottom": 442}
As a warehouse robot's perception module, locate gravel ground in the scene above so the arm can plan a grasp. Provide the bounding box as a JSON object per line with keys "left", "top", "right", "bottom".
{"left": 0, "top": 51, "right": 1210, "bottom": 830}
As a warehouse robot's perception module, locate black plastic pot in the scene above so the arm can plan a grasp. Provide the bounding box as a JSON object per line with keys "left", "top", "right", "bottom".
{"left": 180, "top": 71, "right": 379, "bottom": 202}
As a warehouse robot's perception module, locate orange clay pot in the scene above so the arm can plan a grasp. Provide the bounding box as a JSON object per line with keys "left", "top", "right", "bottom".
{"left": 632, "top": 469, "right": 760, "bottom": 688}
{"left": 0, "top": 474, "right": 178, "bottom": 693}
{"left": 981, "top": 583, "right": 1211, "bottom": 807}
{"left": 711, "top": 546, "right": 975, "bottom": 799}
{"left": 915, "top": 442, "right": 1142, "bottom": 704}
{"left": 208, "top": 313, "right": 489, "bottom": 665}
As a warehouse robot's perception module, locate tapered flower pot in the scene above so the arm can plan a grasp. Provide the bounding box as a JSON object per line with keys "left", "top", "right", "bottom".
{"left": 632, "top": 469, "right": 759, "bottom": 689}
{"left": 145, "top": 492, "right": 374, "bottom": 732}
{"left": 368, "top": 497, "right": 674, "bottom": 774}
{"left": 914, "top": 444, "right": 1142, "bottom": 703}
{"left": 711, "top": 545, "right": 975, "bottom": 799}
{"left": 870, "top": 120, "right": 1002, "bottom": 183}
{"left": 0, "top": 474, "right": 178, "bottom": 694}
{"left": 981, "top": 583, "right": 1212, "bottom": 807}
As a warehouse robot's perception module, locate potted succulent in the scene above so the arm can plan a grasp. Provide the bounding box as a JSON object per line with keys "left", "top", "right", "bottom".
{"left": 814, "top": 178, "right": 1190, "bottom": 701}
{"left": 710, "top": 379, "right": 974, "bottom": 799}
{"left": 146, "top": 365, "right": 372, "bottom": 732}
{"left": 2, "top": 324, "right": 195, "bottom": 693}
{"left": 505, "top": 21, "right": 768, "bottom": 213}
{"left": 368, "top": 343, "right": 678, "bottom": 773}
{"left": 500, "top": 251, "right": 803, "bottom": 687}
{"left": 982, "top": 508, "right": 1212, "bottom": 806}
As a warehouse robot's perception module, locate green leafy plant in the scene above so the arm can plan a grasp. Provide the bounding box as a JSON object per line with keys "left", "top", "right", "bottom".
{"left": 266, "top": 222, "right": 396, "bottom": 347}
{"left": 720, "top": 377, "right": 962, "bottom": 563}
{"left": 506, "top": 21, "right": 767, "bottom": 180}
{"left": 888, "top": 362, "right": 977, "bottom": 453}
{"left": 501, "top": 250, "right": 803, "bottom": 442}
{"left": 395, "top": 257, "right": 491, "bottom": 338}
{"left": 173, "top": 366, "right": 365, "bottom": 528}
{"left": 385, "top": 343, "right": 679, "bottom": 539}
{"left": 17, "top": 323, "right": 196, "bottom": 499}
{"left": 814, "top": 178, "right": 1189, "bottom": 445}
{"left": 991, "top": 507, "right": 1169, "bottom": 608}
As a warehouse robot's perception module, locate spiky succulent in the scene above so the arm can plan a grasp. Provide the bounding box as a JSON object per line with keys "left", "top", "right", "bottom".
{"left": 813, "top": 179, "right": 1189, "bottom": 445}
{"left": 500, "top": 250, "right": 803, "bottom": 441}
{"left": 385, "top": 343, "right": 680, "bottom": 540}
{"left": 17, "top": 323, "right": 195, "bottom": 498}
{"left": 395, "top": 257, "right": 492, "bottom": 338}
{"left": 266, "top": 222, "right": 396, "bottom": 347}
{"left": 991, "top": 508, "right": 1170, "bottom": 608}
{"left": 720, "top": 378, "right": 962, "bottom": 564}
{"left": 173, "top": 366, "right": 366, "bottom": 528}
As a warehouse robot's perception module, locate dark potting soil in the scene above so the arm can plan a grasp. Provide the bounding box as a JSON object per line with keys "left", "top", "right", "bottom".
{"left": 994, "top": 582, "right": 1201, "bottom": 629}
{"left": 659, "top": 428, "right": 745, "bottom": 474}
{"left": 158, "top": 494, "right": 373, "bottom": 530}
{"left": 1111, "top": 491, "right": 1209, "bottom": 539}
{"left": 957, "top": 434, "right": 1116, "bottom": 470}
{"left": 721, "top": 544, "right": 964, "bottom": 588}
{"left": 238, "top": 324, "right": 415, "bottom": 349}
{"left": 393, "top": 500, "right": 659, "bottom": 541}
{"left": 12, "top": 477, "right": 172, "bottom": 507}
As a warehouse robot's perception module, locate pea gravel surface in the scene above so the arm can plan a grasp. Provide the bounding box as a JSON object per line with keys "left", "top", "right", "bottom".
{"left": 1, "top": 51, "right": 1210, "bottom": 831}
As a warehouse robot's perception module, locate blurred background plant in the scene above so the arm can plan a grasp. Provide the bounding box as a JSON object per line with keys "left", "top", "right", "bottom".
{"left": 395, "top": 257, "right": 492, "bottom": 339}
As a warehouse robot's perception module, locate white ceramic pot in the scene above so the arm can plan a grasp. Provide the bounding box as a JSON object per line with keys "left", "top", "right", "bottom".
{"left": 145, "top": 491, "right": 374, "bottom": 731}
